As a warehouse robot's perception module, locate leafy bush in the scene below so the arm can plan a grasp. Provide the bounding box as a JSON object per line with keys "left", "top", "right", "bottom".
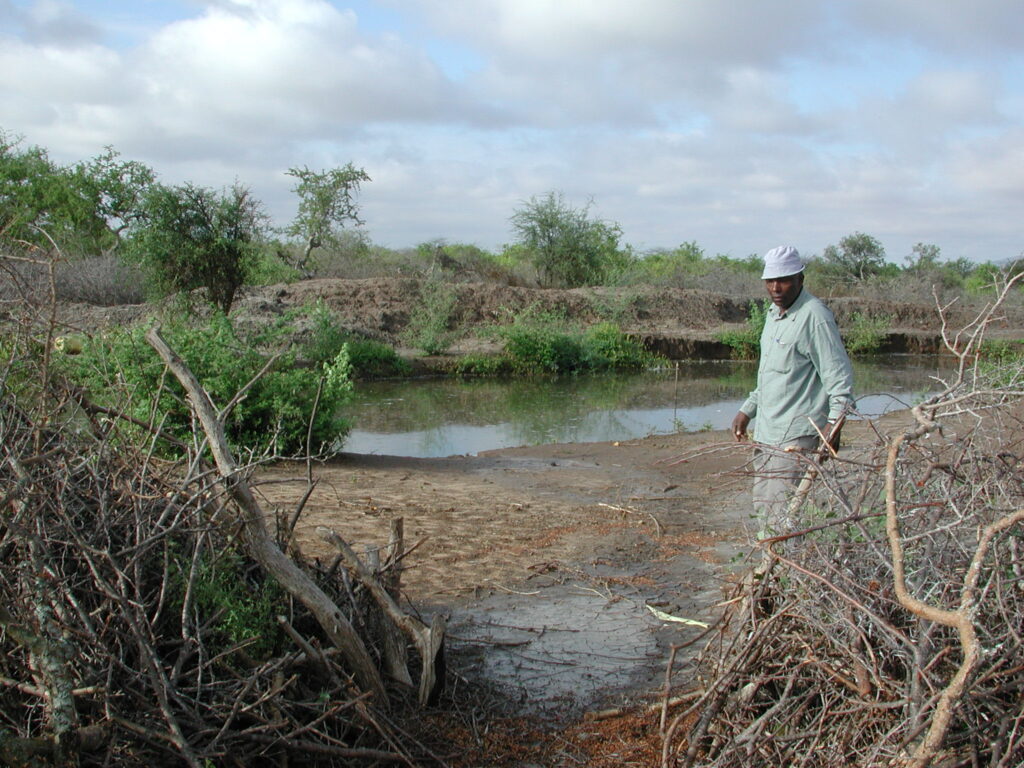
{"left": 400, "top": 280, "right": 458, "bottom": 354}
{"left": 463, "top": 309, "right": 659, "bottom": 375}
{"left": 821, "top": 232, "right": 887, "bottom": 282}
{"left": 346, "top": 338, "right": 411, "bottom": 378}
{"left": 301, "top": 299, "right": 350, "bottom": 365}
{"left": 1, "top": 134, "right": 154, "bottom": 257}
{"left": 978, "top": 338, "right": 1024, "bottom": 362}
{"left": 581, "top": 321, "right": 657, "bottom": 369}
{"left": 977, "top": 339, "right": 1024, "bottom": 388}
{"left": 843, "top": 312, "right": 891, "bottom": 355}
{"left": 454, "top": 352, "right": 514, "bottom": 377}
{"left": 247, "top": 243, "right": 303, "bottom": 286}
{"left": 715, "top": 299, "right": 770, "bottom": 359}
{"left": 964, "top": 262, "right": 1003, "bottom": 295}
{"left": 498, "top": 318, "right": 585, "bottom": 373}
{"left": 585, "top": 289, "right": 640, "bottom": 325}
{"left": 629, "top": 241, "right": 707, "bottom": 283}
{"left": 509, "top": 191, "right": 628, "bottom": 288}
{"left": 615, "top": 243, "right": 763, "bottom": 294}
{"left": 126, "top": 183, "right": 267, "bottom": 312}
{"left": 171, "top": 547, "right": 284, "bottom": 662}
{"left": 60, "top": 313, "right": 352, "bottom": 456}
{"left": 302, "top": 299, "right": 409, "bottom": 378}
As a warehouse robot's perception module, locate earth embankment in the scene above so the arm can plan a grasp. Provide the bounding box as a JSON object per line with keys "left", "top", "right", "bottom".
{"left": 54, "top": 278, "right": 1024, "bottom": 361}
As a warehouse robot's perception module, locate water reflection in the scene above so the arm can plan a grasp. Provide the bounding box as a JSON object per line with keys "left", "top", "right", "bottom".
{"left": 341, "top": 356, "right": 949, "bottom": 458}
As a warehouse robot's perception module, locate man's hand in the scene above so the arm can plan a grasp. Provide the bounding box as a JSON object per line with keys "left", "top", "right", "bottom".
{"left": 819, "top": 418, "right": 844, "bottom": 458}
{"left": 731, "top": 412, "right": 750, "bottom": 442}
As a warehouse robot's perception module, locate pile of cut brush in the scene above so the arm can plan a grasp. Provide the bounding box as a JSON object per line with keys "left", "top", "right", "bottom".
{"left": 0, "top": 324, "right": 446, "bottom": 766}
{"left": 662, "top": 286, "right": 1024, "bottom": 767}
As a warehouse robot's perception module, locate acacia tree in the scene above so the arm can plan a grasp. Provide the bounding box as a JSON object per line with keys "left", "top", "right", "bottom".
{"left": 1, "top": 134, "right": 156, "bottom": 257}
{"left": 285, "top": 163, "right": 370, "bottom": 276}
{"left": 1, "top": 134, "right": 104, "bottom": 254}
{"left": 128, "top": 183, "right": 266, "bottom": 313}
{"left": 71, "top": 147, "right": 156, "bottom": 253}
{"left": 510, "top": 191, "right": 625, "bottom": 288}
{"left": 821, "top": 232, "right": 886, "bottom": 281}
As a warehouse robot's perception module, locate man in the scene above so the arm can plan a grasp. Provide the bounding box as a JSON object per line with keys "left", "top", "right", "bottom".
{"left": 731, "top": 245, "right": 854, "bottom": 536}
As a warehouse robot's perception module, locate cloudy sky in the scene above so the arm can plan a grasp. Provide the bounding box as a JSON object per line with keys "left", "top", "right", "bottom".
{"left": 2, "top": 0, "right": 1022, "bottom": 263}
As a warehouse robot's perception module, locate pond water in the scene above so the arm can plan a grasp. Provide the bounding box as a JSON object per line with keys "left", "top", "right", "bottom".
{"left": 341, "top": 356, "right": 950, "bottom": 458}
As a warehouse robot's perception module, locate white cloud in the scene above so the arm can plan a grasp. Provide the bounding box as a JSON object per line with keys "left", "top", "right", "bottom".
{"left": 407, "top": 0, "right": 823, "bottom": 66}
{"left": 0, "top": 38, "right": 122, "bottom": 103}
{"left": 126, "top": 0, "right": 483, "bottom": 153}
{"left": 400, "top": 0, "right": 830, "bottom": 128}
{"left": 0, "top": 0, "right": 1021, "bottom": 262}
{"left": 847, "top": 0, "right": 1024, "bottom": 56}
{"left": 950, "top": 129, "right": 1024, "bottom": 197}
{"left": 903, "top": 70, "right": 1002, "bottom": 124}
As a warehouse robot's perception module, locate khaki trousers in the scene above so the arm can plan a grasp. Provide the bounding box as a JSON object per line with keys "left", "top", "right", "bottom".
{"left": 752, "top": 434, "right": 819, "bottom": 537}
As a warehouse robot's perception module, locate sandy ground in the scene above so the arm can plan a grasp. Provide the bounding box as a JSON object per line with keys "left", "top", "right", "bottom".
{"left": 252, "top": 413, "right": 914, "bottom": 717}
{"left": 256, "top": 429, "right": 752, "bottom": 602}
{"left": 251, "top": 425, "right": 774, "bottom": 714}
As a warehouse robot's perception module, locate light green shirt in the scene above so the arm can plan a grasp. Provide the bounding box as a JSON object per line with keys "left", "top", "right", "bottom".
{"left": 739, "top": 289, "right": 853, "bottom": 445}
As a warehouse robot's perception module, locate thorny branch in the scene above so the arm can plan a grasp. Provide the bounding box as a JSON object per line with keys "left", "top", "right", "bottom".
{"left": 663, "top": 272, "right": 1024, "bottom": 768}
{"left": 0, "top": 243, "right": 444, "bottom": 765}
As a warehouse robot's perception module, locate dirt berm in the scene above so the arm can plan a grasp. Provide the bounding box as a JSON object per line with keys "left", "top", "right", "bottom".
{"left": 57, "top": 277, "right": 1024, "bottom": 359}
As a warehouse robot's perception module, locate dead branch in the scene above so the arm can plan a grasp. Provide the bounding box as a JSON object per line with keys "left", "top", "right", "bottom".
{"left": 145, "top": 324, "right": 387, "bottom": 702}
{"left": 663, "top": 273, "right": 1024, "bottom": 767}
{"left": 318, "top": 526, "right": 447, "bottom": 706}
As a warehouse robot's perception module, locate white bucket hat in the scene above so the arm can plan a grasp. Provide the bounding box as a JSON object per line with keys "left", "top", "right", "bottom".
{"left": 761, "top": 245, "right": 804, "bottom": 280}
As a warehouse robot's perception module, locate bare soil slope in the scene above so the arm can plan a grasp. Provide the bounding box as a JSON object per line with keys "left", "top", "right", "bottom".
{"left": 57, "top": 277, "right": 1021, "bottom": 347}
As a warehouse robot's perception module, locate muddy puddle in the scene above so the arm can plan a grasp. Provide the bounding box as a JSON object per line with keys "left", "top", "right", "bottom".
{"left": 443, "top": 552, "right": 739, "bottom": 716}
{"left": 450, "top": 589, "right": 661, "bottom": 711}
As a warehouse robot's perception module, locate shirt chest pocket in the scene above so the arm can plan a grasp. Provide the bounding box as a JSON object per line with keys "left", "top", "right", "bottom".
{"left": 764, "top": 330, "right": 804, "bottom": 374}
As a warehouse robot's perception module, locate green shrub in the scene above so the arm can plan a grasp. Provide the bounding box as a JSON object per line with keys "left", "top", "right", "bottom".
{"left": 60, "top": 312, "right": 352, "bottom": 456}
{"left": 126, "top": 183, "right": 267, "bottom": 313}
{"left": 301, "top": 299, "right": 350, "bottom": 365}
{"left": 977, "top": 340, "right": 1024, "bottom": 388}
{"left": 170, "top": 546, "right": 284, "bottom": 662}
{"left": 613, "top": 243, "right": 763, "bottom": 294}
{"left": 247, "top": 243, "right": 303, "bottom": 286}
{"left": 964, "top": 262, "right": 1003, "bottom": 295}
{"left": 401, "top": 280, "right": 458, "bottom": 354}
{"left": 844, "top": 312, "right": 891, "bottom": 355}
{"left": 494, "top": 310, "right": 584, "bottom": 373}
{"left": 715, "top": 299, "right": 769, "bottom": 359}
{"left": 586, "top": 289, "right": 639, "bottom": 325}
{"left": 301, "top": 299, "right": 409, "bottom": 378}
{"left": 582, "top": 322, "right": 658, "bottom": 369}
{"left": 978, "top": 338, "right": 1024, "bottom": 362}
{"left": 345, "top": 338, "right": 411, "bottom": 378}
{"left": 454, "top": 353, "right": 514, "bottom": 377}
{"left": 475, "top": 309, "right": 659, "bottom": 375}
{"left": 509, "top": 191, "right": 628, "bottom": 287}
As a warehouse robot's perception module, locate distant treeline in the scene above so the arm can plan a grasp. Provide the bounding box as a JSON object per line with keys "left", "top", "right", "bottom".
{"left": 2, "top": 129, "right": 1019, "bottom": 312}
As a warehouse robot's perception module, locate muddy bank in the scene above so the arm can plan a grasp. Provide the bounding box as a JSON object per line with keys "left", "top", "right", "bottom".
{"left": 255, "top": 413, "right": 908, "bottom": 715}
{"left": 255, "top": 428, "right": 750, "bottom": 713}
